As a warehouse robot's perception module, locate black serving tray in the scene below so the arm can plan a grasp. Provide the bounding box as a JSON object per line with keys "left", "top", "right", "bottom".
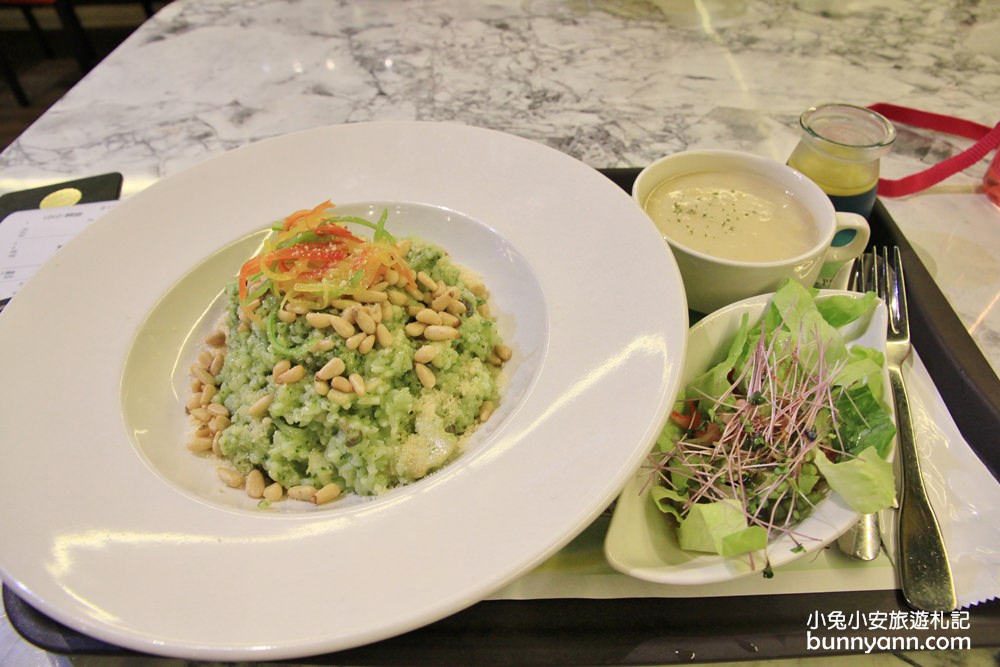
{"left": 4, "top": 168, "right": 1000, "bottom": 664}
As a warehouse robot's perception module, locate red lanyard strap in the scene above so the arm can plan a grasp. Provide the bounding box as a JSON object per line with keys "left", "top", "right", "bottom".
{"left": 867, "top": 103, "right": 1000, "bottom": 197}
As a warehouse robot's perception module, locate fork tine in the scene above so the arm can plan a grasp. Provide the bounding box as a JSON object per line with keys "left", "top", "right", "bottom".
{"left": 861, "top": 251, "right": 876, "bottom": 294}
{"left": 873, "top": 246, "right": 888, "bottom": 303}
{"left": 888, "top": 245, "right": 908, "bottom": 339}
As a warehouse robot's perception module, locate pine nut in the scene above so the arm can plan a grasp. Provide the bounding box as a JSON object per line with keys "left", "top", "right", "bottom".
{"left": 189, "top": 407, "right": 211, "bottom": 422}
{"left": 486, "top": 353, "right": 502, "bottom": 366}
{"left": 285, "top": 302, "right": 309, "bottom": 315}
{"left": 385, "top": 269, "right": 399, "bottom": 285}
{"left": 355, "top": 309, "right": 377, "bottom": 335}
{"left": 210, "top": 414, "right": 230, "bottom": 432}
{"left": 354, "top": 289, "right": 388, "bottom": 303}
{"left": 312, "top": 483, "right": 342, "bottom": 505}
{"left": 387, "top": 289, "right": 409, "bottom": 306}
{"left": 494, "top": 344, "right": 513, "bottom": 362}
{"left": 331, "top": 376, "right": 353, "bottom": 393}
{"left": 407, "top": 304, "right": 424, "bottom": 317}
{"left": 346, "top": 332, "right": 366, "bottom": 350}
{"left": 330, "top": 315, "right": 355, "bottom": 338}
{"left": 348, "top": 373, "right": 366, "bottom": 396}
{"left": 479, "top": 400, "right": 495, "bottom": 422}
{"left": 192, "top": 365, "right": 216, "bottom": 387}
{"left": 245, "top": 469, "right": 266, "bottom": 499}
{"left": 247, "top": 394, "right": 273, "bottom": 417}
{"left": 431, "top": 293, "right": 452, "bottom": 312}
{"left": 210, "top": 352, "right": 225, "bottom": 376}
{"left": 439, "top": 312, "right": 461, "bottom": 328}
{"left": 197, "top": 350, "right": 213, "bottom": 369}
{"left": 446, "top": 299, "right": 467, "bottom": 316}
{"left": 314, "top": 379, "right": 330, "bottom": 396}
{"left": 272, "top": 359, "right": 291, "bottom": 379}
{"left": 187, "top": 436, "right": 214, "bottom": 453}
{"left": 212, "top": 431, "right": 223, "bottom": 456}
{"left": 415, "top": 362, "right": 436, "bottom": 389}
{"left": 417, "top": 271, "right": 437, "bottom": 291}
{"left": 207, "top": 402, "right": 230, "bottom": 417}
{"left": 237, "top": 321, "right": 249, "bottom": 333}
{"left": 375, "top": 323, "right": 394, "bottom": 348}
{"left": 477, "top": 303, "right": 491, "bottom": 318}
{"left": 380, "top": 301, "right": 393, "bottom": 322}
{"left": 414, "top": 345, "right": 438, "bottom": 364}
{"left": 397, "top": 239, "right": 412, "bottom": 256}
{"left": 277, "top": 309, "right": 297, "bottom": 324}
{"left": 244, "top": 298, "right": 262, "bottom": 313}
{"left": 263, "top": 482, "right": 283, "bottom": 502}
{"left": 340, "top": 306, "right": 357, "bottom": 324}
{"left": 424, "top": 325, "right": 460, "bottom": 341}
{"left": 368, "top": 303, "right": 382, "bottom": 324}
{"left": 359, "top": 334, "right": 376, "bottom": 354}
{"left": 406, "top": 286, "right": 425, "bottom": 302}
{"left": 288, "top": 485, "right": 316, "bottom": 501}
{"left": 217, "top": 468, "right": 245, "bottom": 489}
{"left": 405, "top": 321, "right": 427, "bottom": 337}
{"left": 195, "top": 425, "right": 212, "bottom": 439}
{"left": 204, "top": 330, "right": 227, "bottom": 347}
{"left": 469, "top": 282, "right": 487, "bottom": 298}
{"left": 200, "top": 383, "right": 217, "bottom": 406}
{"left": 186, "top": 394, "right": 202, "bottom": 411}
{"left": 306, "top": 312, "right": 332, "bottom": 328}
{"left": 330, "top": 298, "right": 355, "bottom": 310}
{"left": 277, "top": 364, "right": 306, "bottom": 384}
{"left": 416, "top": 309, "right": 442, "bottom": 325}
{"left": 312, "top": 338, "right": 335, "bottom": 352}
{"left": 315, "top": 356, "right": 346, "bottom": 380}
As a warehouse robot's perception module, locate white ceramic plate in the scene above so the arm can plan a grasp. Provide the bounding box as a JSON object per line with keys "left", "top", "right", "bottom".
{"left": 604, "top": 290, "right": 891, "bottom": 585}
{"left": 0, "top": 122, "right": 687, "bottom": 660}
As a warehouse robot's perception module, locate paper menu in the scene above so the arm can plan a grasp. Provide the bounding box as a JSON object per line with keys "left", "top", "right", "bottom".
{"left": 0, "top": 200, "right": 119, "bottom": 303}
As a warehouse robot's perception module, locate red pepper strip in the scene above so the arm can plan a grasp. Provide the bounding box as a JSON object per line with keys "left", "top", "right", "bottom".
{"left": 238, "top": 256, "right": 262, "bottom": 302}
{"left": 670, "top": 400, "right": 702, "bottom": 431}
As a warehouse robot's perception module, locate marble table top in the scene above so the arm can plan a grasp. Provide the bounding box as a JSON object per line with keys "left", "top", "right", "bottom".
{"left": 0, "top": 0, "right": 998, "bottom": 663}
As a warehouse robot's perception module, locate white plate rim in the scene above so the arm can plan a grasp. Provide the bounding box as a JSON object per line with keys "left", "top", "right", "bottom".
{"left": 0, "top": 121, "right": 688, "bottom": 660}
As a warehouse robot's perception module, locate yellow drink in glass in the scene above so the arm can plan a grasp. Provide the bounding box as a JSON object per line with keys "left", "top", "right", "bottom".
{"left": 788, "top": 104, "right": 895, "bottom": 219}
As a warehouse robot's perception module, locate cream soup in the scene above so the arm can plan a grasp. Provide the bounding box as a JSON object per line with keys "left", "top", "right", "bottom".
{"left": 644, "top": 170, "right": 816, "bottom": 262}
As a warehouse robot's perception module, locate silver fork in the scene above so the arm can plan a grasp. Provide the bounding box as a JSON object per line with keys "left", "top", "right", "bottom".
{"left": 836, "top": 252, "right": 883, "bottom": 561}
{"left": 876, "top": 246, "right": 957, "bottom": 611}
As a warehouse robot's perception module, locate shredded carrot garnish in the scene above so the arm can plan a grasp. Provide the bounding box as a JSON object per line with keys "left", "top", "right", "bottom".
{"left": 238, "top": 202, "right": 414, "bottom": 320}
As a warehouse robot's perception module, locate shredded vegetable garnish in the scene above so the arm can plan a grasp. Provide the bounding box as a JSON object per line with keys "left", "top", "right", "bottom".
{"left": 237, "top": 200, "right": 415, "bottom": 320}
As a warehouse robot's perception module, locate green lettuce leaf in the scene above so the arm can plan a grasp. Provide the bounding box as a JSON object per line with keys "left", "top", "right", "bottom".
{"left": 816, "top": 291, "right": 879, "bottom": 327}
{"left": 687, "top": 313, "right": 750, "bottom": 406}
{"left": 814, "top": 447, "right": 897, "bottom": 513}
{"left": 835, "top": 383, "right": 896, "bottom": 458}
{"left": 677, "top": 498, "right": 756, "bottom": 555}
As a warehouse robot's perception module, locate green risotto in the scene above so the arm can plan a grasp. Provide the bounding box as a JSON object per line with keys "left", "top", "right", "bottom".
{"left": 186, "top": 205, "right": 509, "bottom": 504}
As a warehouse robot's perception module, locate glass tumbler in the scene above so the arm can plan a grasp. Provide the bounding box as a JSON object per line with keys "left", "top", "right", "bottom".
{"left": 787, "top": 103, "right": 896, "bottom": 219}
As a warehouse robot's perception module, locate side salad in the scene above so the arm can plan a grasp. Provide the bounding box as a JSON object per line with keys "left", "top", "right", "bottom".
{"left": 649, "top": 280, "right": 897, "bottom": 564}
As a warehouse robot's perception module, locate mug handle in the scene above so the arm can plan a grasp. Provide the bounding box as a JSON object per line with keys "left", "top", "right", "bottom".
{"left": 824, "top": 212, "right": 870, "bottom": 263}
